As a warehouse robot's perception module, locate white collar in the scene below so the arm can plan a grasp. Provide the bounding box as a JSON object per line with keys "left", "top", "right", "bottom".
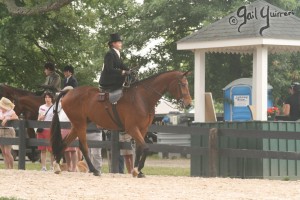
{"left": 113, "top": 48, "right": 120, "bottom": 58}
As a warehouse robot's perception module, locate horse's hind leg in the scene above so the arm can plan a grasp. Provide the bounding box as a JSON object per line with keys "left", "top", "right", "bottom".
{"left": 53, "top": 129, "right": 78, "bottom": 174}
{"left": 75, "top": 128, "right": 100, "bottom": 176}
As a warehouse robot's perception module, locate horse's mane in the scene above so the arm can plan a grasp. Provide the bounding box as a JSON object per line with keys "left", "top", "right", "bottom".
{"left": 132, "top": 70, "right": 179, "bottom": 86}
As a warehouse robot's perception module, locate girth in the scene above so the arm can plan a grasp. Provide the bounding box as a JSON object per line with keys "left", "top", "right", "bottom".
{"left": 105, "top": 103, "right": 124, "bottom": 131}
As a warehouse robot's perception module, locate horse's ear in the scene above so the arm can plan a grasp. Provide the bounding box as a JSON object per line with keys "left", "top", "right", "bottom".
{"left": 182, "top": 70, "right": 192, "bottom": 77}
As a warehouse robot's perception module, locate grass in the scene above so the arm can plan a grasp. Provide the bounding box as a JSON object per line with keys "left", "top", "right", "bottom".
{"left": 0, "top": 198, "right": 23, "bottom": 200}
{"left": 143, "top": 166, "right": 189, "bottom": 176}
{"left": 0, "top": 155, "right": 190, "bottom": 177}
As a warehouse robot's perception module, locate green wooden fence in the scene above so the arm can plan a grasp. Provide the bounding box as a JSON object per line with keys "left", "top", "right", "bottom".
{"left": 1, "top": 120, "right": 300, "bottom": 179}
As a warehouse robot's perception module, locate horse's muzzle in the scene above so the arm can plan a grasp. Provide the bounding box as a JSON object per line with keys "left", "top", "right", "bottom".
{"left": 185, "top": 104, "right": 192, "bottom": 110}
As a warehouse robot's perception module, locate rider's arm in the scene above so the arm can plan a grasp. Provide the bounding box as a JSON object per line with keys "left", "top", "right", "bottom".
{"left": 49, "top": 74, "right": 61, "bottom": 91}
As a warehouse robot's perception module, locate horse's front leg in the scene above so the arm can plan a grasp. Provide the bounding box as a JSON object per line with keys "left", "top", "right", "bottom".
{"left": 133, "top": 143, "right": 149, "bottom": 178}
{"left": 130, "top": 128, "right": 149, "bottom": 178}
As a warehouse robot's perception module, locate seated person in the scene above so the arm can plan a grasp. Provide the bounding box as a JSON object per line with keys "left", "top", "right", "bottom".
{"left": 282, "top": 82, "right": 300, "bottom": 121}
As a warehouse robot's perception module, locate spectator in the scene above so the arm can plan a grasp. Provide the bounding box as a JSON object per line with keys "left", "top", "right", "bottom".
{"left": 283, "top": 82, "right": 300, "bottom": 121}
{"left": 59, "top": 109, "right": 78, "bottom": 172}
{"left": 58, "top": 86, "right": 78, "bottom": 172}
{"left": 86, "top": 125, "right": 103, "bottom": 173}
{"left": 37, "top": 92, "right": 55, "bottom": 171}
{"left": 119, "top": 155, "right": 125, "bottom": 174}
{"left": 119, "top": 132, "right": 134, "bottom": 174}
{"left": 162, "top": 115, "right": 170, "bottom": 125}
{"left": 63, "top": 65, "right": 78, "bottom": 88}
{"left": 104, "top": 130, "right": 125, "bottom": 173}
{"left": 40, "top": 62, "right": 61, "bottom": 93}
{"left": 0, "top": 97, "right": 19, "bottom": 169}
{"left": 63, "top": 65, "right": 80, "bottom": 164}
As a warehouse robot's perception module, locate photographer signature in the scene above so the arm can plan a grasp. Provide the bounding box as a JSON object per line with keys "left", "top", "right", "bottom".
{"left": 229, "top": 5, "right": 294, "bottom": 36}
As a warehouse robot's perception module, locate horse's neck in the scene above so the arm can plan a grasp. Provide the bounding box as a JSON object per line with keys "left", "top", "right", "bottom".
{"left": 141, "top": 73, "right": 175, "bottom": 109}
{"left": 6, "top": 86, "right": 33, "bottom": 96}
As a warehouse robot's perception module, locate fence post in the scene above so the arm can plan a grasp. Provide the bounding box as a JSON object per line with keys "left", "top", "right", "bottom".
{"left": 209, "top": 128, "right": 219, "bottom": 177}
{"left": 18, "top": 117, "right": 26, "bottom": 170}
{"left": 110, "top": 131, "right": 120, "bottom": 173}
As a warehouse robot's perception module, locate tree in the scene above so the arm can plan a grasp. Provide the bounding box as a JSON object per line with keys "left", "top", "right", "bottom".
{"left": 0, "top": 0, "right": 74, "bottom": 15}
{"left": 0, "top": 1, "right": 99, "bottom": 89}
{"left": 0, "top": 0, "right": 140, "bottom": 90}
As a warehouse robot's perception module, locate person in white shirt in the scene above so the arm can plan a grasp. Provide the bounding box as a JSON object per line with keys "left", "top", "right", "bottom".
{"left": 37, "top": 92, "right": 55, "bottom": 171}
{"left": 59, "top": 86, "right": 78, "bottom": 172}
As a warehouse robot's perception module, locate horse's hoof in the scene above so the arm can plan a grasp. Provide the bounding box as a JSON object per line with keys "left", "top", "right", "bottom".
{"left": 53, "top": 161, "right": 61, "bottom": 174}
{"left": 93, "top": 170, "right": 101, "bottom": 176}
{"left": 132, "top": 168, "right": 139, "bottom": 177}
{"left": 137, "top": 172, "right": 146, "bottom": 178}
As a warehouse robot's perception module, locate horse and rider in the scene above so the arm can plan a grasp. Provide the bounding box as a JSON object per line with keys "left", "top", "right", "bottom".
{"left": 49, "top": 34, "right": 192, "bottom": 178}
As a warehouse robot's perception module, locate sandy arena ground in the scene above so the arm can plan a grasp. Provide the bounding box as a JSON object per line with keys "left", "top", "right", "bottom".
{"left": 0, "top": 169, "right": 300, "bottom": 200}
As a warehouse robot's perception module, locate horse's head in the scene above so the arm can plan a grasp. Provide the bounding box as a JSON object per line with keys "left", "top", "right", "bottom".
{"left": 168, "top": 71, "right": 193, "bottom": 109}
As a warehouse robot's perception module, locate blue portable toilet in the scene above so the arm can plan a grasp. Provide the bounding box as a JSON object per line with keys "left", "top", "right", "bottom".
{"left": 223, "top": 78, "right": 273, "bottom": 121}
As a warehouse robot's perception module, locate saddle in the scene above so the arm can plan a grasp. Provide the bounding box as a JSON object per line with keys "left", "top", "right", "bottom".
{"left": 98, "top": 88, "right": 123, "bottom": 104}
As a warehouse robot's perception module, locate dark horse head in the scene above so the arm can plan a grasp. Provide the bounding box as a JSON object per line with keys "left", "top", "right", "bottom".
{"left": 0, "top": 84, "right": 44, "bottom": 138}
{"left": 0, "top": 84, "right": 42, "bottom": 118}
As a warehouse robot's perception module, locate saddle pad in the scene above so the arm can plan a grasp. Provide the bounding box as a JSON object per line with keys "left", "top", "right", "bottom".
{"left": 109, "top": 89, "right": 123, "bottom": 104}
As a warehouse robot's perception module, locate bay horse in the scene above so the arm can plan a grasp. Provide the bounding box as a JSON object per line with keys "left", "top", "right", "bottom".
{"left": 0, "top": 84, "right": 44, "bottom": 161}
{"left": 0, "top": 84, "right": 44, "bottom": 137}
{"left": 50, "top": 70, "right": 192, "bottom": 177}
{"left": 0, "top": 84, "right": 41, "bottom": 118}
{"left": 0, "top": 84, "right": 45, "bottom": 117}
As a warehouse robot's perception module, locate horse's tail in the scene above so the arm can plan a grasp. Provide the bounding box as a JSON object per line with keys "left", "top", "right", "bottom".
{"left": 50, "top": 90, "right": 69, "bottom": 162}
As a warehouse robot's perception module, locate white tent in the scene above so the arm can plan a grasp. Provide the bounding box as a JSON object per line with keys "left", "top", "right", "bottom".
{"left": 155, "top": 99, "right": 183, "bottom": 114}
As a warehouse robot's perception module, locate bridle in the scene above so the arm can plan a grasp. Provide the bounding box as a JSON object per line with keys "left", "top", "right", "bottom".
{"left": 176, "top": 78, "right": 190, "bottom": 109}
{"left": 141, "top": 76, "right": 189, "bottom": 109}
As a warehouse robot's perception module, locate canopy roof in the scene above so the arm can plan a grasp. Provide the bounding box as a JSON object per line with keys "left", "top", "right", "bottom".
{"left": 177, "top": 0, "right": 300, "bottom": 54}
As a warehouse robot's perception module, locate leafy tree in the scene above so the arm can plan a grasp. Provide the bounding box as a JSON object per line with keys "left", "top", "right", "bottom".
{"left": 0, "top": 0, "right": 140, "bottom": 90}
{"left": 0, "top": 3, "right": 98, "bottom": 90}
{"left": 0, "top": 0, "right": 74, "bottom": 15}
